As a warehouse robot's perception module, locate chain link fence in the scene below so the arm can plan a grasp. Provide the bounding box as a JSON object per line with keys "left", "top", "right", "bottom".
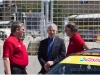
{"left": 0, "top": 0, "right": 100, "bottom": 56}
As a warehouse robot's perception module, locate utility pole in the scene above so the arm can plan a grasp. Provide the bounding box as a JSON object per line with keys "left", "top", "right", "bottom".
{"left": 41, "top": 0, "right": 54, "bottom": 39}
{"left": 45, "top": 1, "right": 49, "bottom": 38}
{"left": 50, "top": 1, "right": 53, "bottom": 23}
{"left": 41, "top": 1, "right": 44, "bottom": 40}
{"left": 41, "top": 0, "right": 50, "bottom": 39}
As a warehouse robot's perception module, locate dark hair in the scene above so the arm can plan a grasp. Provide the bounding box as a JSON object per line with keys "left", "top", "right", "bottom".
{"left": 65, "top": 22, "right": 78, "bottom": 32}
{"left": 11, "top": 21, "right": 24, "bottom": 33}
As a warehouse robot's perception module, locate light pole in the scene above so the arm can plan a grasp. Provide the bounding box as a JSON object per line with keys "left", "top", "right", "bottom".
{"left": 45, "top": 1, "right": 49, "bottom": 38}
{"left": 50, "top": 0, "right": 53, "bottom": 23}
{"left": 41, "top": 1, "right": 44, "bottom": 40}
{"left": 42, "top": 0, "right": 50, "bottom": 39}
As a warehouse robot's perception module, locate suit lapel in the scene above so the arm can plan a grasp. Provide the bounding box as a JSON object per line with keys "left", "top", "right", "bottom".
{"left": 52, "top": 37, "right": 57, "bottom": 55}
{"left": 45, "top": 38, "right": 49, "bottom": 58}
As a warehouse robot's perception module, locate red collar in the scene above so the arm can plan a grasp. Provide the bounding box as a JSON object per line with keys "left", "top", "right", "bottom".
{"left": 10, "top": 33, "right": 20, "bottom": 42}
{"left": 70, "top": 32, "right": 78, "bottom": 41}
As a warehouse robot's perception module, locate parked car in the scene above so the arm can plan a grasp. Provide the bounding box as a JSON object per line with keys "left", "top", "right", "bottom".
{"left": 46, "top": 49, "right": 100, "bottom": 74}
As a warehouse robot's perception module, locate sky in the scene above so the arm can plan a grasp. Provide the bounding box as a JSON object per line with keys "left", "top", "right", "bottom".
{"left": 0, "top": 0, "right": 3, "bottom": 5}
{"left": 0, "top": 0, "right": 3, "bottom": 2}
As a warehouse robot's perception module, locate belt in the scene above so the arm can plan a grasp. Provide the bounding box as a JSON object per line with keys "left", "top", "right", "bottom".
{"left": 10, "top": 65, "right": 26, "bottom": 70}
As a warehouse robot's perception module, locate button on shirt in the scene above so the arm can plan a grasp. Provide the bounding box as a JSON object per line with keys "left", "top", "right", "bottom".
{"left": 48, "top": 37, "right": 55, "bottom": 61}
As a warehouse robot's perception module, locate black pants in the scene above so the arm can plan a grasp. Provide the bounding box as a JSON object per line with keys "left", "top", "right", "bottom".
{"left": 5, "top": 65, "right": 27, "bottom": 74}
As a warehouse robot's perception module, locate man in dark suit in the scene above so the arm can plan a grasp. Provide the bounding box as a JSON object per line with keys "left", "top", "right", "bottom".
{"left": 38, "top": 23, "right": 66, "bottom": 74}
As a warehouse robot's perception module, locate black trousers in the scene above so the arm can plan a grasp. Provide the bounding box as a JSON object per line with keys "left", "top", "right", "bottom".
{"left": 38, "top": 69, "right": 46, "bottom": 74}
{"left": 5, "top": 65, "right": 27, "bottom": 74}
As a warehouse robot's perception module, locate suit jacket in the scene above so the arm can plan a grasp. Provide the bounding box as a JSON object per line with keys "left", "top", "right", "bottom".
{"left": 38, "top": 36, "right": 66, "bottom": 74}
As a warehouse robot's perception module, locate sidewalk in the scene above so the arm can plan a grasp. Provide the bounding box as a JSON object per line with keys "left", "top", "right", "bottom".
{"left": 0, "top": 56, "right": 41, "bottom": 74}
{"left": 0, "top": 42, "right": 100, "bottom": 74}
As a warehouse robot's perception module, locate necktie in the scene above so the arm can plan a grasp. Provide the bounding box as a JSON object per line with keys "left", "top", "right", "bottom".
{"left": 48, "top": 40, "right": 54, "bottom": 61}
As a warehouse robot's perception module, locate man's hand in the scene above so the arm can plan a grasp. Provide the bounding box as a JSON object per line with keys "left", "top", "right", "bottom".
{"left": 44, "top": 61, "right": 54, "bottom": 71}
{"left": 46, "top": 61, "right": 54, "bottom": 67}
{"left": 26, "top": 69, "right": 28, "bottom": 75}
{"left": 44, "top": 63, "right": 50, "bottom": 71}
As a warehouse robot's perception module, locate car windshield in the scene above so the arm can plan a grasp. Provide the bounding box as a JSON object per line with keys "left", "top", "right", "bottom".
{"left": 47, "top": 64, "right": 100, "bottom": 74}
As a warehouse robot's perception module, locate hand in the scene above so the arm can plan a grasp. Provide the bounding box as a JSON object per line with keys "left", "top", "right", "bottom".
{"left": 46, "top": 61, "right": 54, "bottom": 67}
{"left": 26, "top": 69, "right": 28, "bottom": 75}
{"left": 44, "top": 63, "right": 50, "bottom": 71}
